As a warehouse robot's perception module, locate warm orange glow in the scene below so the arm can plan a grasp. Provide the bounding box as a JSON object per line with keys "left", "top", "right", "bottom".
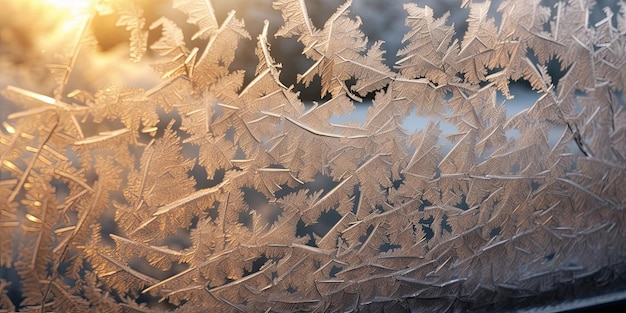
{"left": 26, "top": 0, "right": 95, "bottom": 35}
{"left": 26, "top": 213, "right": 43, "bottom": 223}
{"left": 41, "top": 0, "right": 93, "bottom": 12}
{"left": 2, "top": 122, "right": 16, "bottom": 134}
{"left": 2, "top": 160, "right": 20, "bottom": 172}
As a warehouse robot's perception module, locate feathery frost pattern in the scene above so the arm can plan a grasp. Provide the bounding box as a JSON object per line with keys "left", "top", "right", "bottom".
{"left": 1, "top": 0, "right": 626, "bottom": 312}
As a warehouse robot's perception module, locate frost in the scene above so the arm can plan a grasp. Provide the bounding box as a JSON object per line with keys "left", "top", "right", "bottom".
{"left": 1, "top": 0, "right": 625, "bottom": 312}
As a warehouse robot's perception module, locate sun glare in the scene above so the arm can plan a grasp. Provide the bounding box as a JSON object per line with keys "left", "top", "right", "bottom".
{"left": 40, "top": 0, "right": 93, "bottom": 14}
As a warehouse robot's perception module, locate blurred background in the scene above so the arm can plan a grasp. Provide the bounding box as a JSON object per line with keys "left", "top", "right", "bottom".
{"left": 1, "top": 0, "right": 625, "bottom": 311}
{"left": 2, "top": 0, "right": 620, "bottom": 130}
{"left": 0, "top": 0, "right": 464, "bottom": 99}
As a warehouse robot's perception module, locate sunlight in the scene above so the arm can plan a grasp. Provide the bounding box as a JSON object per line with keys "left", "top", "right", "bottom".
{"left": 25, "top": 0, "right": 96, "bottom": 35}
{"left": 40, "top": 0, "right": 93, "bottom": 14}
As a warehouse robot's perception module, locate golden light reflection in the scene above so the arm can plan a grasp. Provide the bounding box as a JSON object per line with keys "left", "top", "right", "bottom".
{"left": 36, "top": 0, "right": 95, "bottom": 38}
{"left": 40, "top": 0, "right": 94, "bottom": 13}
{"left": 2, "top": 122, "right": 16, "bottom": 134}
{"left": 26, "top": 213, "right": 43, "bottom": 223}
{"left": 2, "top": 160, "right": 20, "bottom": 172}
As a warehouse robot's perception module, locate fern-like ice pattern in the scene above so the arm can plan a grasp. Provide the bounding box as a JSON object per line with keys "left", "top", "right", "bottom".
{"left": 1, "top": 0, "right": 625, "bottom": 312}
